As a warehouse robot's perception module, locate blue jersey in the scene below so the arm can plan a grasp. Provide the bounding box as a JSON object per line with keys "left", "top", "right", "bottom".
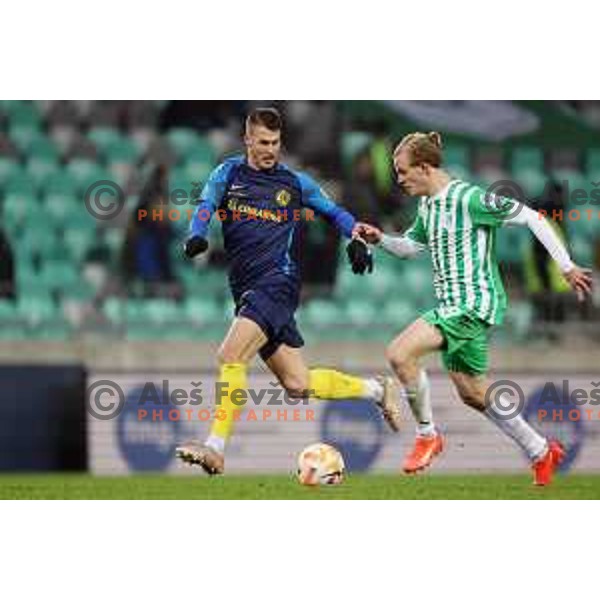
{"left": 189, "top": 155, "right": 356, "bottom": 295}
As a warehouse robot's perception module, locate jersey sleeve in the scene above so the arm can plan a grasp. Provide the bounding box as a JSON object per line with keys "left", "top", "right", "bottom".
{"left": 189, "top": 161, "right": 234, "bottom": 238}
{"left": 468, "top": 187, "right": 519, "bottom": 228}
{"left": 297, "top": 172, "right": 356, "bottom": 238}
{"left": 404, "top": 207, "right": 428, "bottom": 244}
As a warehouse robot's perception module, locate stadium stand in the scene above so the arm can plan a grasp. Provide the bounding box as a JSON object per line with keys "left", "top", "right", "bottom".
{"left": 0, "top": 100, "right": 598, "bottom": 344}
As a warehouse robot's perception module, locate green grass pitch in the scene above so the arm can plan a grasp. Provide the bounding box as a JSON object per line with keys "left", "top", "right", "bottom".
{"left": 1, "top": 473, "right": 600, "bottom": 499}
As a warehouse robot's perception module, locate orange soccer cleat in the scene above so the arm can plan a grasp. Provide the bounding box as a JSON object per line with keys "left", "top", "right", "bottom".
{"left": 532, "top": 440, "right": 565, "bottom": 486}
{"left": 402, "top": 433, "right": 445, "bottom": 474}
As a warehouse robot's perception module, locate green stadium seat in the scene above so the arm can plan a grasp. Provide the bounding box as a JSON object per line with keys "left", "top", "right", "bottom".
{"left": 447, "top": 165, "right": 472, "bottom": 182}
{"left": 0, "top": 100, "right": 23, "bottom": 113}
{"left": 184, "top": 298, "right": 222, "bottom": 325}
{"left": 125, "top": 323, "right": 170, "bottom": 341}
{"left": 368, "top": 266, "right": 398, "bottom": 299}
{"left": 102, "top": 227, "right": 125, "bottom": 257}
{"left": 60, "top": 280, "right": 95, "bottom": 302}
{"left": 402, "top": 263, "right": 434, "bottom": 305}
{"left": 2, "top": 192, "right": 38, "bottom": 229}
{"left": 103, "top": 297, "right": 126, "bottom": 325}
{"left": 0, "top": 300, "right": 18, "bottom": 321}
{"left": 18, "top": 276, "right": 51, "bottom": 299}
{"left": 26, "top": 158, "right": 60, "bottom": 188}
{"left": 45, "top": 171, "right": 79, "bottom": 196}
{"left": 39, "top": 261, "right": 80, "bottom": 291}
{"left": 335, "top": 267, "right": 373, "bottom": 300}
{"left": 585, "top": 148, "right": 600, "bottom": 174}
{"left": 104, "top": 138, "right": 140, "bottom": 164}
{"left": 569, "top": 235, "right": 594, "bottom": 264}
{"left": 8, "top": 101, "right": 42, "bottom": 128}
{"left": 17, "top": 295, "right": 56, "bottom": 323}
{"left": 167, "top": 128, "right": 201, "bottom": 160}
{"left": 4, "top": 171, "right": 38, "bottom": 196}
{"left": 88, "top": 127, "right": 122, "bottom": 151}
{"left": 445, "top": 144, "right": 470, "bottom": 170}
{"left": 341, "top": 131, "right": 373, "bottom": 172}
{"left": 551, "top": 169, "right": 585, "bottom": 193}
{"left": 29, "top": 137, "right": 60, "bottom": 162}
{"left": 185, "top": 136, "right": 216, "bottom": 163}
{"left": 512, "top": 168, "right": 547, "bottom": 198}
{"left": 43, "top": 194, "right": 77, "bottom": 224}
{"left": 9, "top": 126, "right": 44, "bottom": 152}
{"left": 381, "top": 299, "right": 416, "bottom": 328}
{"left": 496, "top": 226, "right": 527, "bottom": 264}
{"left": 505, "top": 301, "right": 533, "bottom": 341}
{"left": 63, "top": 229, "right": 95, "bottom": 262}
{"left": 144, "top": 299, "right": 181, "bottom": 324}
{"left": 511, "top": 147, "right": 544, "bottom": 173}
{"left": 183, "top": 160, "right": 213, "bottom": 186}
{"left": 303, "top": 299, "right": 343, "bottom": 327}
{"left": 0, "top": 324, "right": 29, "bottom": 341}
{"left": 344, "top": 299, "right": 378, "bottom": 326}
{"left": 33, "top": 319, "right": 72, "bottom": 341}
{"left": 66, "top": 160, "right": 107, "bottom": 188}
{"left": 62, "top": 209, "right": 98, "bottom": 233}
{"left": 0, "top": 159, "right": 21, "bottom": 186}
{"left": 16, "top": 228, "right": 58, "bottom": 259}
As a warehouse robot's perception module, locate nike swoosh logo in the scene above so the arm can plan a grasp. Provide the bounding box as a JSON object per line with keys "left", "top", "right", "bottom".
{"left": 230, "top": 184, "right": 245, "bottom": 191}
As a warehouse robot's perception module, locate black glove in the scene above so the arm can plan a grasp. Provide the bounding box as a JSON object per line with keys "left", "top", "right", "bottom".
{"left": 346, "top": 237, "right": 373, "bottom": 275}
{"left": 183, "top": 236, "right": 209, "bottom": 259}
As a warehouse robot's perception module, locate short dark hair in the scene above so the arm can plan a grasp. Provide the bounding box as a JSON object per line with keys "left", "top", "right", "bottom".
{"left": 246, "top": 107, "right": 282, "bottom": 132}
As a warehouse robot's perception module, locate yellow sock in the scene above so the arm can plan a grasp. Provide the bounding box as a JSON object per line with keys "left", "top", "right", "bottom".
{"left": 308, "top": 368, "right": 370, "bottom": 400}
{"left": 210, "top": 363, "right": 247, "bottom": 442}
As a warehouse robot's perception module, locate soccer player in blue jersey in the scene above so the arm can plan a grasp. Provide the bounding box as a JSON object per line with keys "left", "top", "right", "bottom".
{"left": 176, "top": 108, "right": 399, "bottom": 474}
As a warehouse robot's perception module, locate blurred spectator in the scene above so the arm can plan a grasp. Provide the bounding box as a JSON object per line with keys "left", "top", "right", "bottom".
{"left": 0, "top": 133, "right": 19, "bottom": 159}
{"left": 160, "top": 101, "right": 247, "bottom": 132}
{"left": 0, "top": 228, "right": 15, "bottom": 300}
{"left": 299, "top": 216, "right": 340, "bottom": 297}
{"left": 369, "top": 119, "right": 394, "bottom": 200}
{"left": 121, "top": 165, "right": 181, "bottom": 298}
{"left": 345, "top": 150, "right": 381, "bottom": 223}
{"left": 287, "top": 101, "right": 341, "bottom": 178}
{"left": 525, "top": 180, "right": 571, "bottom": 326}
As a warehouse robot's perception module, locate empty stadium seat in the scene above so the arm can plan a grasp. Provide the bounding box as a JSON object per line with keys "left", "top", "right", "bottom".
{"left": 511, "top": 147, "right": 544, "bottom": 173}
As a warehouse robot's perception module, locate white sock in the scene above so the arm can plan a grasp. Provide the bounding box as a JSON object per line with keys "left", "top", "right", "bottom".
{"left": 205, "top": 434, "right": 225, "bottom": 455}
{"left": 405, "top": 370, "right": 436, "bottom": 437}
{"left": 364, "top": 378, "right": 384, "bottom": 402}
{"left": 485, "top": 395, "right": 547, "bottom": 461}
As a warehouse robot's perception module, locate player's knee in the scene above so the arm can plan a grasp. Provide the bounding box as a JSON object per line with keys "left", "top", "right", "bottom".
{"left": 385, "top": 344, "right": 412, "bottom": 375}
{"left": 280, "top": 374, "right": 310, "bottom": 398}
{"left": 216, "top": 345, "right": 246, "bottom": 366}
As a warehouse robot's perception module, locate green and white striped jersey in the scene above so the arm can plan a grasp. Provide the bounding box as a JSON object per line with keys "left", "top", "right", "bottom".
{"left": 406, "top": 179, "right": 517, "bottom": 325}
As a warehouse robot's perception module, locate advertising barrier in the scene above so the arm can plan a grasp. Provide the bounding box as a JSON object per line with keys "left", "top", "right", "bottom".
{"left": 87, "top": 372, "right": 600, "bottom": 475}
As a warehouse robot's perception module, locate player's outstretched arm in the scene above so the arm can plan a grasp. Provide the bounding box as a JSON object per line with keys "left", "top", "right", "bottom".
{"left": 184, "top": 160, "right": 234, "bottom": 259}
{"left": 297, "top": 172, "right": 376, "bottom": 275}
{"left": 509, "top": 204, "right": 593, "bottom": 301}
{"left": 355, "top": 222, "right": 425, "bottom": 259}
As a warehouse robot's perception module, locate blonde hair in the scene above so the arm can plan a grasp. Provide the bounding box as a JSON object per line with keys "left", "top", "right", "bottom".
{"left": 394, "top": 131, "right": 443, "bottom": 167}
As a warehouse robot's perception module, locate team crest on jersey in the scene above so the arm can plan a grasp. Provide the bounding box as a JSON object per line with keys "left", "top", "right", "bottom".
{"left": 275, "top": 189, "right": 291, "bottom": 207}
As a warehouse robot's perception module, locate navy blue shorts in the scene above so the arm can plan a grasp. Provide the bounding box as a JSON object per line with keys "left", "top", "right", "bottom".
{"left": 234, "top": 282, "right": 304, "bottom": 361}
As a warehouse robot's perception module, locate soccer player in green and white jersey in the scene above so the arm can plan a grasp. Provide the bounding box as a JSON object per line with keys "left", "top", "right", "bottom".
{"left": 357, "top": 131, "right": 592, "bottom": 486}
